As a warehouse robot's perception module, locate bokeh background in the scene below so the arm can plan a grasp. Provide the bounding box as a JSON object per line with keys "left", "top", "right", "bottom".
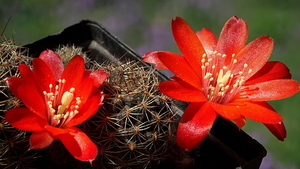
{"left": 1, "top": 0, "right": 300, "bottom": 168}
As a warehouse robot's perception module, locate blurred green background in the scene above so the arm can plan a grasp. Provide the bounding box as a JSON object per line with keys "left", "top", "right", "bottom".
{"left": 1, "top": 0, "right": 300, "bottom": 168}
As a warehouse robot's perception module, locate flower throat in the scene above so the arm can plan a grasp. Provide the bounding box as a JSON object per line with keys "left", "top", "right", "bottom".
{"left": 43, "top": 79, "right": 81, "bottom": 127}
{"left": 200, "top": 51, "right": 252, "bottom": 104}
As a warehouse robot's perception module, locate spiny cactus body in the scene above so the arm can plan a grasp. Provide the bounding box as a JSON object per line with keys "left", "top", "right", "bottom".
{"left": 1, "top": 42, "right": 180, "bottom": 169}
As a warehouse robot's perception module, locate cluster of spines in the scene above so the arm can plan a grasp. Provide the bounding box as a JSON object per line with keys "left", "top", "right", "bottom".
{"left": 54, "top": 45, "right": 89, "bottom": 65}
{"left": 80, "top": 60, "right": 179, "bottom": 168}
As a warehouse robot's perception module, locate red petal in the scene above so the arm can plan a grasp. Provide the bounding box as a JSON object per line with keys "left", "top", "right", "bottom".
{"left": 239, "top": 101, "right": 282, "bottom": 123}
{"left": 17, "top": 78, "right": 47, "bottom": 119}
{"left": 233, "top": 116, "right": 246, "bottom": 129}
{"left": 210, "top": 102, "right": 243, "bottom": 120}
{"left": 83, "top": 70, "right": 108, "bottom": 88}
{"left": 159, "top": 80, "right": 206, "bottom": 102}
{"left": 172, "top": 17, "right": 204, "bottom": 77}
{"left": 75, "top": 78, "right": 96, "bottom": 103}
{"left": 5, "top": 108, "right": 47, "bottom": 131}
{"left": 5, "top": 76, "right": 22, "bottom": 98}
{"left": 29, "top": 130, "right": 54, "bottom": 149}
{"left": 195, "top": 28, "right": 217, "bottom": 54}
{"left": 142, "top": 51, "right": 169, "bottom": 69}
{"left": 17, "top": 64, "right": 47, "bottom": 119}
{"left": 18, "top": 64, "right": 40, "bottom": 91}
{"left": 61, "top": 55, "right": 85, "bottom": 92}
{"left": 32, "top": 58, "right": 56, "bottom": 93}
{"left": 44, "top": 125, "right": 70, "bottom": 138}
{"left": 67, "top": 92, "right": 103, "bottom": 127}
{"left": 39, "top": 50, "right": 64, "bottom": 81}
{"left": 216, "top": 16, "right": 248, "bottom": 66}
{"left": 59, "top": 127, "right": 98, "bottom": 162}
{"left": 264, "top": 121, "right": 286, "bottom": 141}
{"left": 239, "top": 79, "right": 299, "bottom": 101}
{"left": 245, "top": 61, "right": 292, "bottom": 85}
{"left": 158, "top": 51, "right": 201, "bottom": 89}
{"left": 233, "top": 36, "right": 274, "bottom": 80}
{"left": 177, "top": 102, "right": 217, "bottom": 151}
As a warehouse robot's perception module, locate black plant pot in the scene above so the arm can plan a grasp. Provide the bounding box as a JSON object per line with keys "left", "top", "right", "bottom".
{"left": 23, "top": 20, "right": 266, "bottom": 169}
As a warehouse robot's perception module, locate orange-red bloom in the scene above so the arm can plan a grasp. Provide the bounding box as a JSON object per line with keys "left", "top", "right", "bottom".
{"left": 143, "top": 16, "right": 299, "bottom": 151}
{"left": 5, "top": 50, "right": 108, "bottom": 163}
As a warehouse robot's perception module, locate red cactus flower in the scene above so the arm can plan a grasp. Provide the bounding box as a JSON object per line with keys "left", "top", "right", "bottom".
{"left": 5, "top": 50, "right": 108, "bottom": 163}
{"left": 143, "top": 16, "right": 299, "bottom": 151}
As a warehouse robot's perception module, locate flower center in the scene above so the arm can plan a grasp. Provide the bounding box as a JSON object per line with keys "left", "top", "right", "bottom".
{"left": 200, "top": 51, "right": 252, "bottom": 104}
{"left": 43, "top": 79, "right": 81, "bottom": 128}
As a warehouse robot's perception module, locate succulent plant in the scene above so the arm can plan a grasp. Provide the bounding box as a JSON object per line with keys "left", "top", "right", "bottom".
{"left": 0, "top": 41, "right": 181, "bottom": 168}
